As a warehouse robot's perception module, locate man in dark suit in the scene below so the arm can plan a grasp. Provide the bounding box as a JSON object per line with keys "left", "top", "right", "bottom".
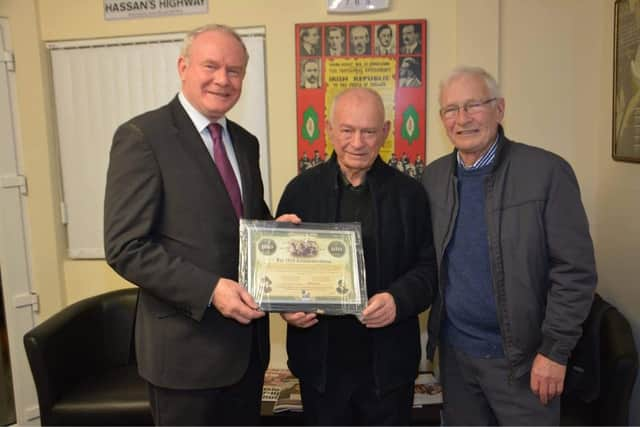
{"left": 104, "top": 24, "right": 296, "bottom": 426}
{"left": 400, "top": 23, "right": 421, "bottom": 54}
{"left": 326, "top": 26, "right": 346, "bottom": 56}
{"left": 349, "top": 25, "right": 371, "bottom": 56}
{"left": 375, "top": 24, "right": 395, "bottom": 55}
{"left": 300, "top": 26, "right": 321, "bottom": 56}
{"left": 300, "top": 59, "right": 321, "bottom": 89}
{"left": 277, "top": 88, "right": 437, "bottom": 425}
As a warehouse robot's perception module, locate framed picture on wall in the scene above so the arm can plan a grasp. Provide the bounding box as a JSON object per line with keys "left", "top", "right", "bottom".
{"left": 613, "top": 0, "right": 640, "bottom": 162}
{"left": 294, "top": 20, "right": 428, "bottom": 178}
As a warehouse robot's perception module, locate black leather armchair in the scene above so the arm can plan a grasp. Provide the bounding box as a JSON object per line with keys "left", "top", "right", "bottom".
{"left": 561, "top": 293, "right": 638, "bottom": 426}
{"left": 24, "top": 288, "right": 152, "bottom": 426}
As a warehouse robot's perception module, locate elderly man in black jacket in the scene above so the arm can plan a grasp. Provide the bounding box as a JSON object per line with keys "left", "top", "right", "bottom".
{"left": 277, "top": 87, "right": 437, "bottom": 425}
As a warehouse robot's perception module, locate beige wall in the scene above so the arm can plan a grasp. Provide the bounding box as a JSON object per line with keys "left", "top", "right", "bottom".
{"left": 1, "top": 0, "right": 638, "bottom": 422}
{"left": 0, "top": 0, "right": 66, "bottom": 318}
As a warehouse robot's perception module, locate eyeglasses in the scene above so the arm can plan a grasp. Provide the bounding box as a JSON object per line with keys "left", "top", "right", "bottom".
{"left": 439, "top": 98, "right": 497, "bottom": 120}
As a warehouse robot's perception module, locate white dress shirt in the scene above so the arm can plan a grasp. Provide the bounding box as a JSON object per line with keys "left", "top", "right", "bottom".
{"left": 178, "top": 92, "right": 243, "bottom": 198}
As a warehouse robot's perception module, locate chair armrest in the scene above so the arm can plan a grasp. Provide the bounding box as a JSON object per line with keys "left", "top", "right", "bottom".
{"left": 596, "top": 307, "right": 638, "bottom": 425}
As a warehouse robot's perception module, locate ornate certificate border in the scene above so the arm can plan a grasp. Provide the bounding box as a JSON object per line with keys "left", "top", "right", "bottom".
{"left": 239, "top": 220, "right": 367, "bottom": 315}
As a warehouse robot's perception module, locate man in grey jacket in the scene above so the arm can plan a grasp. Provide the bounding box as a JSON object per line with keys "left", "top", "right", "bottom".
{"left": 422, "top": 65, "right": 597, "bottom": 425}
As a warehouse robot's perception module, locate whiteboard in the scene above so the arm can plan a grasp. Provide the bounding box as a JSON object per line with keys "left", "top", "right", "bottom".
{"left": 47, "top": 28, "right": 270, "bottom": 259}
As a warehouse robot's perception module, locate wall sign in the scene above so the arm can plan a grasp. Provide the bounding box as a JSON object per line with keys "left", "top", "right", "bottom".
{"left": 327, "top": 0, "right": 390, "bottom": 13}
{"left": 104, "top": 0, "right": 208, "bottom": 21}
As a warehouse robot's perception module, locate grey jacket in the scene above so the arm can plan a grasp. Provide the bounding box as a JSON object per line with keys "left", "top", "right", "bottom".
{"left": 422, "top": 126, "right": 597, "bottom": 379}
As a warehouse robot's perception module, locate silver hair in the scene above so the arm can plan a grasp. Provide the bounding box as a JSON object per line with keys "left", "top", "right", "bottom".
{"left": 328, "top": 87, "right": 384, "bottom": 123}
{"left": 439, "top": 65, "right": 502, "bottom": 103}
{"left": 180, "top": 24, "right": 249, "bottom": 66}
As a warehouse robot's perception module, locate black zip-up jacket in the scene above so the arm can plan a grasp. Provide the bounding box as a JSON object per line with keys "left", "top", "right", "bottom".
{"left": 422, "top": 126, "right": 597, "bottom": 379}
{"left": 277, "top": 154, "right": 437, "bottom": 393}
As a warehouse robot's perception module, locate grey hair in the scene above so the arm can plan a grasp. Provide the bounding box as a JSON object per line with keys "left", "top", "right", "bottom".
{"left": 439, "top": 65, "right": 501, "bottom": 103}
{"left": 180, "top": 24, "right": 249, "bottom": 66}
{"left": 328, "top": 87, "right": 384, "bottom": 123}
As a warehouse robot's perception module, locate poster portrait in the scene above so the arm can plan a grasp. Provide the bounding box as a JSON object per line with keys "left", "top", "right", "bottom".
{"left": 295, "top": 20, "right": 428, "bottom": 179}
{"left": 613, "top": 0, "right": 640, "bottom": 162}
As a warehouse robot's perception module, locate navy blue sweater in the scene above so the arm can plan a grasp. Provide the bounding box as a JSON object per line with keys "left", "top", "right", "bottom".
{"left": 442, "top": 164, "right": 504, "bottom": 358}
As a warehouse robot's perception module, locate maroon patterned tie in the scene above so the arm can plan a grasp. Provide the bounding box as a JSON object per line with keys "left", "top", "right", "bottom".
{"left": 208, "top": 123, "right": 243, "bottom": 218}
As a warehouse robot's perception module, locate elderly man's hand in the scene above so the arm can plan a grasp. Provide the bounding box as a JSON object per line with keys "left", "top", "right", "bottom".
{"left": 280, "top": 312, "right": 318, "bottom": 328}
{"left": 360, "top": 292, "right": 396, "bottom": 328}
{"left": 530, "top": 353, "right": 566, "bottom": 405}
{"left": 275, "top": 213, "right": 301, "bottom": 224}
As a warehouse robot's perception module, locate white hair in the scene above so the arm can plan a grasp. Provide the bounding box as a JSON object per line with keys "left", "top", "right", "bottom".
{"left": 439, "top": 65, "right": 501, "bottom": 103}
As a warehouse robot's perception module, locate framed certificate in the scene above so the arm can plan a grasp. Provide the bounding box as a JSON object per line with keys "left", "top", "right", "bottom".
{"left": 239, "top": 220, "right": 367, "bottom": 315}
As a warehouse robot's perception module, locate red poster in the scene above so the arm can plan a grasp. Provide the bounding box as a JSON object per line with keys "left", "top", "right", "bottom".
{"left": 295, "top": 20, "right": 427, "bottom": 180}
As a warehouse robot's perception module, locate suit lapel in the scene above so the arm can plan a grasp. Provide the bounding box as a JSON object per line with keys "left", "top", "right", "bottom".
{"left": 227, "top": 119, "right": 252, "bottom": 217}
{"left": 168, "top": 97, "right": 238, "bottom": 216}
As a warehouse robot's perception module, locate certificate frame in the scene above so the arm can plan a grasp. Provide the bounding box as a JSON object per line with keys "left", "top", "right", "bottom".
{"left": 239, "top": 220, "right": 367, "bottom": 315}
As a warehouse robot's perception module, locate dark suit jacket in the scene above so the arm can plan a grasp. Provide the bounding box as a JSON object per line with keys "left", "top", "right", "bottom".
{"left": 300, "top": 43, "right": 319, "bottom": 56}
{"left": 104, "top": 96, "right": 271, "bottom": 389}
{"left": 400, "top": 41, "right": 421, "bottom": 54}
